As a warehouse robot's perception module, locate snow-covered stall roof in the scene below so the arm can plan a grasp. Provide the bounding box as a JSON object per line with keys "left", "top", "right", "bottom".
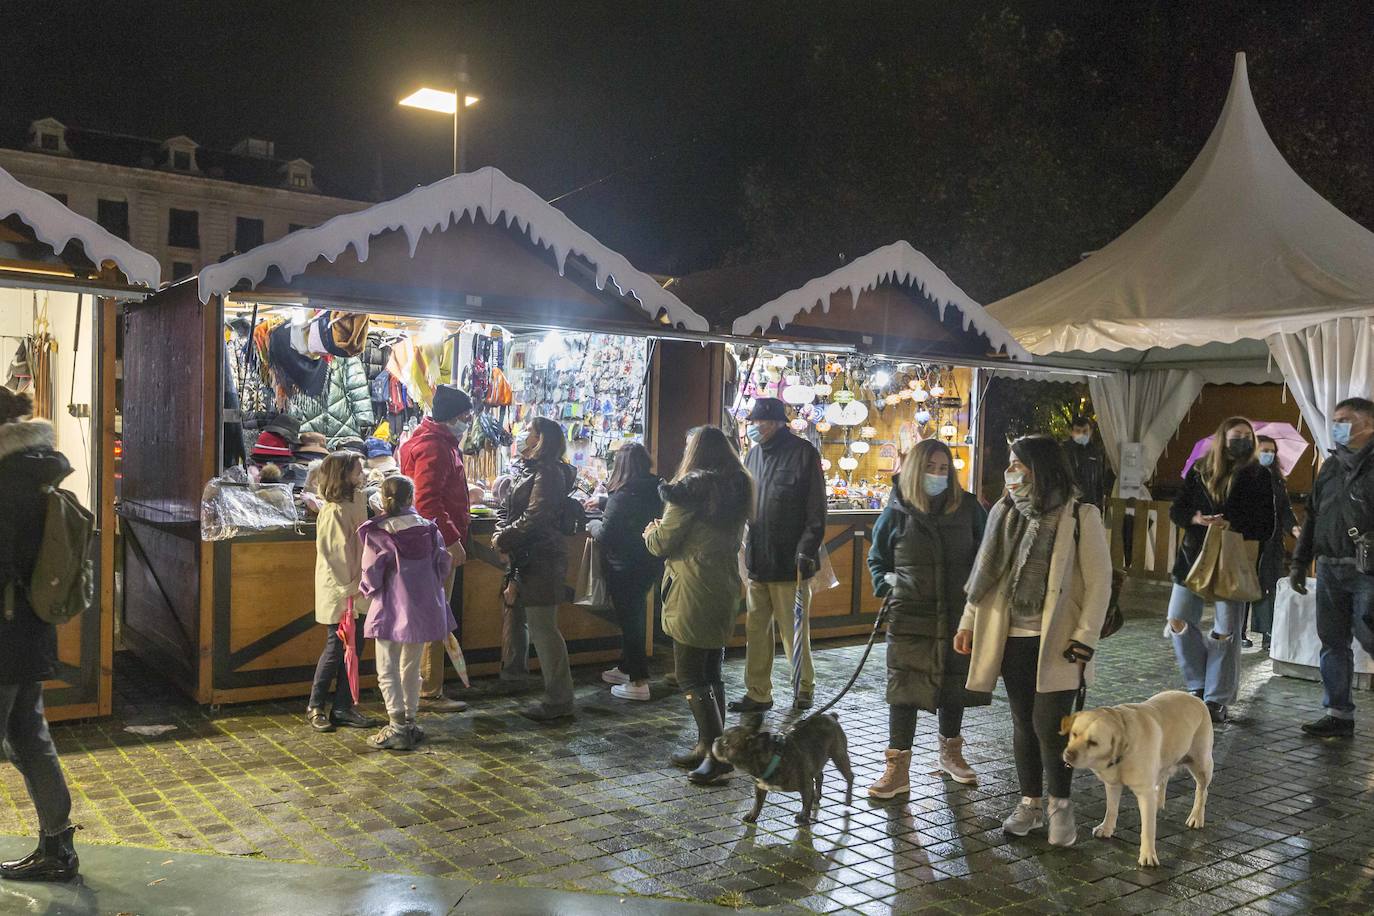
{"left": 198, "top": 166, "right": 708, "bottom": 332}
{"left": 730, "top": 240, "right": 1030, "bottom": 360}
{"left": 0, "top": 165, "right": 160, "bottom": 289}
{"left": 986, "top": 53, "right": 1374, "bottom": 359}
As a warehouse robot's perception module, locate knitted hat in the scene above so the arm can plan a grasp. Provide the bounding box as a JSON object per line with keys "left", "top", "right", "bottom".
{"left": 364, "top": 437, "right": 392, "bottom": 459}
{"left": 746, "top": 397, "right": 789, "bottom": 422}
{"left": 432, "top": 385, "right": 474, "bottom": 423}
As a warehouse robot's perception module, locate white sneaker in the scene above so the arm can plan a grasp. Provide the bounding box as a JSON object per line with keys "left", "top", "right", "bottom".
{"left": 611, "top": 682, "right": 651, "bottom": 701}
{"left": 1003, "top": 799, "right": 1045, "bottom": 836}
{"left": 601, "top": 667, "right": 630, "bottom": 685}
{"left": 1047, "top": 797, "right": 1077, "bottom": 847}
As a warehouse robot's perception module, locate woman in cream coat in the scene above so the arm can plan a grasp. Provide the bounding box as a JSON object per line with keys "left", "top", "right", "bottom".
{"left": 954, "top": 434, "right": 1111, "bottom": 848}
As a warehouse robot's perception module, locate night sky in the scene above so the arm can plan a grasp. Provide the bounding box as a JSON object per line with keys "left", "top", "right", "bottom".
{"left": 8, "top": 2, "right": 1374, "bottom": 285}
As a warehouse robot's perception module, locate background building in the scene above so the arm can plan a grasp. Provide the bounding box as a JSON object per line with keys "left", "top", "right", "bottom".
{"left": 0, "top": 118, "right": 368, "bottom": 283}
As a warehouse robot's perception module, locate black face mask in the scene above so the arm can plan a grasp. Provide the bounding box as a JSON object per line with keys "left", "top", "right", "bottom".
{"left": 1226, "top": 438, "right": 1255, "bottom": 460}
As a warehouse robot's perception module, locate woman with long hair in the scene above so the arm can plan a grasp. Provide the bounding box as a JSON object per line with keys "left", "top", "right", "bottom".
{"left": 593, "top": 442, "right": 664, "bottom": 700}
{"left": 866, "top": 439, "right": 989, "bottom": 798}
{"left": 1167, "top": 417, "right": 1274, "bottom": 723}
{"left": 954, "top": 434, "right": 1111, "bottom": 847}
{"left": 494, "top": 416, "right": 580, "bottom": 722}
{"left": 646, "top": 426, "right": 753, "bottom": 784}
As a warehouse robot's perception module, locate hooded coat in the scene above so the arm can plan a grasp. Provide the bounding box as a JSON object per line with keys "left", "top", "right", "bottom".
{"left": 867, "top": 477, "right": 991, "bottom": 710}
{"left": 493, "top": 457, "right": 579, "bottom": 606}
{"left": 0, "top": 419, "right": 71, "bottom": 685}
{"left": 359, "top": 513, "right": 454, "bottom": 644}
{"left": 645, "top": 469, "right": 752, "bottom": 649}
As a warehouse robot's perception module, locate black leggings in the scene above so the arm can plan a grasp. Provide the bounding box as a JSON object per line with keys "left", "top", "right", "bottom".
{"left": 889, "top": 704, "right": 964, "bottom": 749}
{"left": 673, "top": 641, "right": 724, "bottom": 694}
{"left": 1001, "top": 636, "right": 1076, "bottom": 798}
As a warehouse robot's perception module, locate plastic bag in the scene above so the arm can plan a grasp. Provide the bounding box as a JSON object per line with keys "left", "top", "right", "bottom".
{"left": 735, "top": 541, "right": 840, "bottom": 598}
{"left": 574, "top": 538, "right": 611, "bottom": 610}
{"left": 201, "top": 474, "right": 300, "bottom": 540}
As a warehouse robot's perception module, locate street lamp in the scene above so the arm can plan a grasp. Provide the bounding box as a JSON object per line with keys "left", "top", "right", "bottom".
{"left": 399, "top": 54, "right": 479, "bottom": 175}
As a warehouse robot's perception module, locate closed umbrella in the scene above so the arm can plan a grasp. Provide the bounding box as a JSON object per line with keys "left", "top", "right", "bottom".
{"left": 337, "top": 599, "right": 360, "bottom": 705}
{"left": 790, "top": 570, "right": 806, "bottom": 698}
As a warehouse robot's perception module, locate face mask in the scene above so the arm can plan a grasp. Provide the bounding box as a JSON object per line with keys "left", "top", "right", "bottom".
{"left": 1333, "top": 421, "right": 1353, "bottom": 447}
{"left": 1004, "top": 469, "right": 1025, "bottom": 489}
{"left": 1226, "top": 438, "right": 1255, "bottom": 460}
{"left": 922, "top": 473, "right": 950, "bottom": 497}
{"left": 747, "top": 425, "right": 763, "bottom": 444}
{"left": 1072, "top": 433, "right": 1091, "bottom": 446}
{"left": 1258, "top": 451, "right": 1275, "bottom": 467}
{"left": 451, "top": 420, "right": 469, "bottom": 437}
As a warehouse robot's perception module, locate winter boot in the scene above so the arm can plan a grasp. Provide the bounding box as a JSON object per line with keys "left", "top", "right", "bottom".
{"left": 867, "top": 749, "right": 912, "bottom": 799}
{"left": 671, "top": 686, "right": 716, "bottom": 769}
{"left": 937, "top": 736, "right": 977, "bottom": 785}
{"left": 0, "top": 826, "right": 79, "bottom": 882}
{"left": 688, "top": 685, "right": 734, "bottom": 785}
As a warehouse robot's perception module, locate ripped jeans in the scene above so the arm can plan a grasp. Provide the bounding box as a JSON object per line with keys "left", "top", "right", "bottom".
{"left": 1166, "top": 583, "right": 1245, "bottom": 706}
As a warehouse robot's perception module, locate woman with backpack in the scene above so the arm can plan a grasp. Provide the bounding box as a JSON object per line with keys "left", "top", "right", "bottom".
{"left": 646, "top": 426, "right": 753, "bottom": 785}
{"left": 494, "top": 417, "right": 580, "bottom": 722}
{"left": 592, "top": 442, "right": 664, "bottom": 701}
{"left": 0, "top": 389, "right": 80, "bottom": 882}
{"left": 954, "top": 434, "right": 1111, "bottom": 848}
{"left": 866, "top": 439, "right": 989, "bottom": 799}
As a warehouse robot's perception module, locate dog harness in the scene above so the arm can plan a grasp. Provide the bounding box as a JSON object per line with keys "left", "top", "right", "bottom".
{"left": 759, "top": 734, "right": 786, "bottom": 781}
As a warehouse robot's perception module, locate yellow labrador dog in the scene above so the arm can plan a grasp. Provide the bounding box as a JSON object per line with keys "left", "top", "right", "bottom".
{"left": 1061, "top": 690, "right": 1213, "bottom": 867}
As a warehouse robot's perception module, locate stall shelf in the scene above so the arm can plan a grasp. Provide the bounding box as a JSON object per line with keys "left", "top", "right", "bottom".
{"left": 0, "top": 165, "right": 160, "bottom": 721}
{"left": 118, "top": 167, "right": 712, "bottom": 706}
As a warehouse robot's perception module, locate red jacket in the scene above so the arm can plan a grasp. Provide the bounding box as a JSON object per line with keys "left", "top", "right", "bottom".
{"left": 398, "top": 418, "right": 470, "bottom": 548}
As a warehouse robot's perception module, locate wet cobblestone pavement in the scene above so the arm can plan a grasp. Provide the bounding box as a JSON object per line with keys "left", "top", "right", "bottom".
{"left": 4, "top": 617, "right": 1374, "bottom": 914}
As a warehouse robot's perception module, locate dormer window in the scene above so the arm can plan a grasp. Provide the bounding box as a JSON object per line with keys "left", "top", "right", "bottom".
{"left": 281, "top": 159, "right": 315, "bottom": 193}
{"left": 28, "top": 118, "right": 70, "bottom": 156}
{"left": 173, "top": 150, "right": 191, "bottom": 171}
{"left": 291, "top": 173, "right": 307, "bottom": 188}
{"left": 160, "top": 136, "right": 201, "bottom": 174}
{"left": 40, "top": 132, "right": 60, "bottom": 151}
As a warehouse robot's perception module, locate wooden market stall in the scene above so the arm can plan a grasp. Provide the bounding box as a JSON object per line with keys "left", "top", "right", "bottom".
{"left": 673, "top": 241, "right": 1031, "bottom": 643}
{"left": 117, "top": 167, "right": 712, "bottom": 706}
{"left": 0, "top": 165, "right": 161, "bottom": 721}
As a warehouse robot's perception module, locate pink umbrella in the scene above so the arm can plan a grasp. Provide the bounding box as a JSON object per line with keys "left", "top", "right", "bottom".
{"left": 1181, "top": 421, "right": 1310, "bottom": 479}
{"left": 337, "top": 598, "right": 360, "bottom": 706}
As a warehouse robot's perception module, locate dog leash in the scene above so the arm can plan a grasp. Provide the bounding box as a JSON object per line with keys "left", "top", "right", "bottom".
{"left": 775, "top": 596, "right": 894, "bottom": 742}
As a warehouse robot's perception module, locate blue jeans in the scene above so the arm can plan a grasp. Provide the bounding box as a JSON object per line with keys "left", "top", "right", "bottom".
{"left": 1314, "top": 560, "right": 1374, "bottom": 720}
{"left": 0, "top": 682, "right": 73, "bottom": 836}
{"left": 1166, "top": 583, "right": 1245, "bottom": 706}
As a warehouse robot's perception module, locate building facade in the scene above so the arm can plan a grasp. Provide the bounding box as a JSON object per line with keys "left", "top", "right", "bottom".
{"left": 0, "top": 118, "right": 369, "bottom": 284}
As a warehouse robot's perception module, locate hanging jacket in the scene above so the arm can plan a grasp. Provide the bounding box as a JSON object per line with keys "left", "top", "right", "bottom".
{"left": 744, "top": 430, "right": 827, "bottom": 582}
{"left": 296, "top": 357, "right": 374, "bottom": 444}
{"left": 397, "top": 417, "right": 470, "bottom": 548}
{"left": 1169, "top": 463, "right": 1275, "bottom": 583}
{"left": 359, "top": 513, "right": 454, "bottom": 644}
{"left": 494, "top": 458, "right": 579, "bottom": 606}
{"left": 0, "top": 419, "right": 71, "bottom": 685}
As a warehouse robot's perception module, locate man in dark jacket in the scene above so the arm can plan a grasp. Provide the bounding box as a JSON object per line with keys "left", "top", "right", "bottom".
{"left": 0, "top": 402, "right": 80, "bottom": 882}
{"left": 1291, "top": 397, "right": 1374, "bottom": 738}
{"left": 1062, "top": 415, "right": 1113, "bottom": 510}
{"left": 397, "top": 385, "right": 474, "bottom": 712}
{"left": 730, "top": 398, "right": 827, "bottom": 713}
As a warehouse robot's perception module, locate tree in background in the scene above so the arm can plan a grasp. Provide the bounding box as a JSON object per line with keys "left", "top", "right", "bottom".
{"left": 978, "top": 377, "right": 1092, "bottom": 497}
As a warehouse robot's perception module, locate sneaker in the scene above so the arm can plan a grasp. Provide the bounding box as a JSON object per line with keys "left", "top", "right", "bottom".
{"left": 601, "top": 667, "right": 631, "bottom": 685}
{"left": 418, "top": 695, "right": 468, "bottom": 713}
{"left": 330, "top": 707, "right": 380, "bottom": 729}
{"left": 1302, "top": 715, "right": 1354, "bottom": 738}
{"left": 367, "top": 724, "right": 414, "bottom": 751}
{"left": 611, "top": 681, "right": 651, "bottom": 701}
{"left": 1241, "top": 637, "right": 1254, "bottom": 649}
{"left": 937, "top": 736, "right": 978, "bottom": 785}
{"left": 727, "top": 695, "right": 773, "bottom": 713}
{"left": 1047, "top": 797, "right": 1077, "bottom": 847}
{"left": 1003, "top": 800, "right": 1045, "bottom": 836}
{"left": 867, "top": 749, "right": 912, "bottom": 799}
{"left": 307, "top": 707, "right": 335, "bottom": 733}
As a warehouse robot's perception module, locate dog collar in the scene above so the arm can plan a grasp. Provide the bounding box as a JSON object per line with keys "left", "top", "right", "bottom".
{"left": 759, "top": 735, "right": 785, "bottom": 781}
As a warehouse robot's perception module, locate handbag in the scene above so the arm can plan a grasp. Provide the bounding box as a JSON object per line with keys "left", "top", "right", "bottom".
{"left": 573, "top": 539, "right": 612, "bottom": 610}
{"left": 1184, "top": 523, "right": 1262, "bottom": 602}
{"left": 1349, "top": 527, "right": 1374, "bottom": 576}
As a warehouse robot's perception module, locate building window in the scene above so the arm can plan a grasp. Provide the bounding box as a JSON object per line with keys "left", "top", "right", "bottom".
{"left": 234, "top": 217, "right": 264, "bottom": 252}
{"left": 46, "top": 191, "right": 68, "bottom": 206}
{"left": 98, "top": 199, "right": 130, "bottom": 240}
{"left": 40, "top": 133, "right": 60, "bottom": 151}
{"left": 173, "top": 150, "right": 192, "bottom": 171}
{"left": 291, "top": 173, "right": 308, "bottom": 188}
{"left": 171, "top": 261, "right": 194, "bottom": 281}
{"left": 288, "top": 223, "right": 306, "bottom": 234}
{"left": 168, "top": 208, "right": 199, "bottom": 249}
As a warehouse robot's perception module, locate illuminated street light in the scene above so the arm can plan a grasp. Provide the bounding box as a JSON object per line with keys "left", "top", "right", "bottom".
{"left": 398, "top": 54, "right": 479, "bottom": 175}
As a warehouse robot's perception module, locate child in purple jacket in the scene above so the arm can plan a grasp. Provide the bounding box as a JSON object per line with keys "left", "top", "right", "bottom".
{"left": 359, "top": 476, "right": 454, "bottom": 750}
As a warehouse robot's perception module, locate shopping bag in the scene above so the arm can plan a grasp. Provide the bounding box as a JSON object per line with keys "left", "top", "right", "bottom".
{"left": 573, "top": 538, "right": 612, "bottom": 610}
{"left": 1184, "top": 524, "right": 1261, "bottom": 603}
{"left": 338, "top": 599, "right": 361, "bottom": 706}
{"left": 442, "top": 633, "right": 471, "bottom": 688}
{"left": 809, "top": 544, "right": 840, "bottom": 597}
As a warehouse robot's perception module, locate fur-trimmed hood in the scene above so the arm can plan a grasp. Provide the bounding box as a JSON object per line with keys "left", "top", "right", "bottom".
{"left": 0, "top": 418, "right": 55, "bottom": 463}
{"left": 659, "top": 468, "right": 752, "bottom": 525}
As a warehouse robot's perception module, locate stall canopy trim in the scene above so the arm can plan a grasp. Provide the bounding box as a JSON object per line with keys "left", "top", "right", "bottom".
{"left": 0, "top": 165, "right": 161, "bottom": 289}
{"left": 198, "top": 166, "right": 708, "bottom": 332}
{"left": 729, "top": 240, "right": 1030, "bottom": 361}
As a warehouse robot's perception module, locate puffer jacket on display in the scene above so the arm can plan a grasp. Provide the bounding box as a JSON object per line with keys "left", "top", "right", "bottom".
{"left": 294, "top": 357, "right": 375, "bottom": 443}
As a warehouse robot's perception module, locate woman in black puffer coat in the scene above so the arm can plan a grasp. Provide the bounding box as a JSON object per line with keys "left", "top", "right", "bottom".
{"left": 590, "top": 442, "right": 663, "bottom": 699}
{"left": 0, "top": 389, "right": 79, "bottom": 882}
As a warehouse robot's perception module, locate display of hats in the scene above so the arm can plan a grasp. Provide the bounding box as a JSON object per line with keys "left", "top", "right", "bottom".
{"left": 432, "top": 384, "right": 474, "bottom": 422}
{"left": 335, "top": 437, "right": 368, "bottom": 455}
{"left": 262, "top": 413, "right": 302, "bottom": 444}
{"left": 364, "top": 437, "right": 393, "bottom": 459}
{"left": 296, "top": 431, "right": 329, "bottom": 458}
{"left": 251, "top": 430, "right": 294, "bottom": 460}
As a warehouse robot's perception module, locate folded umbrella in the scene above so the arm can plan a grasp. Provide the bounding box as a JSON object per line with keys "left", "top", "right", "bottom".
{"left": 791, "top": 569, "right": 806, "bottom": 698}
{"left": 338, "top": 598, "right": 361, "bottom": 706}
{"left": 443, "top": 633, "right": 470, "bottom": 688}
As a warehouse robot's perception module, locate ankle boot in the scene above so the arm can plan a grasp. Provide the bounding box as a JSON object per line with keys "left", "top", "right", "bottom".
{"left": 688, "top": 685, "right": 734, "bottom": 785}
{"left": 867, "top": 749, "right": 912, "bottom": 799}
{"left": 938, "top": 736, "right": 978, "bottom": 785}
{"left": 0, "top": 826, "right": 79, "bottom": 882}
{"left": 671, "top": 687, "right": 715, "bottom": 768}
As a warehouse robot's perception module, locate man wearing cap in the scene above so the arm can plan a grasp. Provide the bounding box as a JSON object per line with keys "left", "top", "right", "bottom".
{"left": 398, "top": 385, "right": 475, "bottom": 712}
{"left": 730, "top": 397, "right": 827, "bottom": 713}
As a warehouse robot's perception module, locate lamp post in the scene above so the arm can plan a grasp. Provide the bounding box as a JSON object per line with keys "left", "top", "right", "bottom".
{"left": 399, "top": 54, "right": 480, "bottom": 175}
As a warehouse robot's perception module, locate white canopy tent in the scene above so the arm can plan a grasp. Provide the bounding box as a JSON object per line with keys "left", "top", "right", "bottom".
{"left": 987, "top": 52, "right": 1374, "bottom": 471}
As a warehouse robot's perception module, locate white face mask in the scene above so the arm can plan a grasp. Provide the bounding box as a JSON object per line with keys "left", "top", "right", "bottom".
{"left": 922, "top": 473, "right": 950, "bottom": 497}
{"left": 450, "top": 419, "right": 470, "bottom": 436}
{"left": 1004, "top": 469, "right": 1025, "bottom": 489}
{"left": 1332, "top": 421, "right": 1353, "bottom": 447}
{"left": 1258, "top": 451, "right": 1276, "bottom": 467}
{"left": 1072, "top": 432, "right": 1091, "bottom": 446}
